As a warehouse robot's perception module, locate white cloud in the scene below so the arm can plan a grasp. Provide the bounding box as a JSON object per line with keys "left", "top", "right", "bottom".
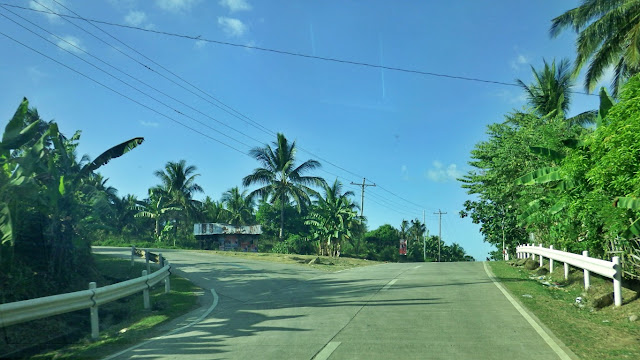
{"left": 29, "top": 0, "right": 67, "bottom": 23}
{"left": 510, "top": 53, "right": 530, "bottom": 71}
{"left": 155, "top": 0, "right": 201, "bottom": 12}
{"left": 217, "top": 17, "right": 247, "bottom": 37}
{"left": 425, "top": 161, "right": 463, "bottom": 182}
{"left": 194, "top": 39, "right": 207, "bottom": 49}
{"left": 124, "top": 10, "right": 148, "bottom": 26}
{"left": 140, "top": 120, "right": 159, "bottom": 127}
{"left": 219, "top": 0, "right": 252, "bottom": 12}
{"left": 55, "top": 35, "right": 86, "bottom": 54}
{"left": 401, "top": 165, "right": 409, "bottom": 180}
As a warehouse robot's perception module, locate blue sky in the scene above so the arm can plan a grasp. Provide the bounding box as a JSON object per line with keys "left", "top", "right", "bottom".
{"left": 0, "top": 0, "right": 605, "bottom": 260}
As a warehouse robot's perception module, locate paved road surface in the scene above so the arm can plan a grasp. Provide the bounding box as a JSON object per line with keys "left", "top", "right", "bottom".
{"left": 93, "top": 247, "right": 576, "bottom": 360}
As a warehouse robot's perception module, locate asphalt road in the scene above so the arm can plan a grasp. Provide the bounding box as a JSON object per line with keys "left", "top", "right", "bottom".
{"left": 93, "top": 247, "right": 577, "bottom": 360}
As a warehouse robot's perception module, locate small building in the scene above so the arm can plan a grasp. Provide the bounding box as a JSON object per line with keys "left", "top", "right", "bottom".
{"left": 194, "top": 223, "right": 262, "bottom": 252}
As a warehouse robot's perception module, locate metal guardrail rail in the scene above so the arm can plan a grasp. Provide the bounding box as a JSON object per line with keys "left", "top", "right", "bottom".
{"left": 0, "top": 252, "right": 171, "bottom": 339}
{"left": 516, "top": 244, "right": 622, "bottom": 306}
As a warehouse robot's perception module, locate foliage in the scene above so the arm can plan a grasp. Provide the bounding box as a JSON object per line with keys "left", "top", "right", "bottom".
{"left": 0, "top": 98, "right": 144, "bottom": 299}
{"left": 305, "top": 179, "right": 361, "bottom": 256}
{"left": 551, "top": 0, "right": 640, "bottom": 96}
{"left": 242, "top": 133, "right": 325, "bottom": 239}
{"left": 221, "top": 186, "right": 255, "bottom": 225}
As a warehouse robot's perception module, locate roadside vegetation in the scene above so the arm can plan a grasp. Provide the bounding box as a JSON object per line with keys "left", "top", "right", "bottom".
{"left": 1, "top": 254, "right": 199, "bottom": 359}
{"left": 489, "top": 260, "right": 640, "bottom": 360}
{"left": 460, "top": 2, "right": 640, "bottom": 282}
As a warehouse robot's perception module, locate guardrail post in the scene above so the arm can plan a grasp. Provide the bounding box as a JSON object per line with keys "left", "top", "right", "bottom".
{"left": 164, "top": 260, "right": 171, "bottom": 294}
{"left": 145, "top": 249, "right": 150, "bottom": 274}
{"left": 583, "top": 251, "right": 590, "bottom": 290}
{"left": 539, "top": 244, "right": 543, "bottom": 268}
{"left": 564, "top": 262, "right": 569, "bottom": 280}
{"left": 549, "top": 245, "right": 554, "bottom": 273}
{"left": 89, "top": 282, "right": 99, "bottom": 339}
{"left": 131, "top": 246, "right": 135, "bottom": 266}
{"left": 613, "top": 256, "right": 622, "bottom": 306}
{"left": 142, "top": 270, "right": 151, "bottom": 309}
{"left": 159, "top": 253, "right": 164, "bottom": 267}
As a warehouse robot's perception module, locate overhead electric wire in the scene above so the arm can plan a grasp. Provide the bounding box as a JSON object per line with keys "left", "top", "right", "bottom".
{"left": 36, "top": 0, "right": 371, "bottom": 184}
{"left": 376, "top": 184, "right": 431, "bottom": 211}
{"left": 367, "top": 188, "right": 427, "bottom": 212}
{"left": 7, "top": 1, "right": 436, "bottom": 212}
{"left": 0, "top": 29, "right": 250, "bottom": 156}
{"left": 31, "top": 0, "right": 274, "bottom": 136}
{"left": 1, "top": 2, "right": 598, "bottom": 97}
{"left": 0, "top": 6, "right": 266, "bottom": 150}
{"left": 364, "top": 195, "right": 422, "bottom": 219}
{"left": 0, "top": 0, "right": 598, "bottom": 96}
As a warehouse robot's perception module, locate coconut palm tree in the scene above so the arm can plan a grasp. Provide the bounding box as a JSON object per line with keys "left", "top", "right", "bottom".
{"left": 550, "top": 0, "right": 640, "bottom": 96}
{"left": 154, "top": 160, "right": 203, "bottom": 227}
{"left": 516, "top": 58, "right": 596, "bottom": 126}
{"left": 202, "top": 196, "right": 229, "bottom": 223}
{"left": 243, "top": 133, "right": 325, "bottom": 240}
{"left": 517, "top": 58, "right": 573, "bottom": 118}
{"left": 221, "top": 186, "right": 255, "bottom": 225}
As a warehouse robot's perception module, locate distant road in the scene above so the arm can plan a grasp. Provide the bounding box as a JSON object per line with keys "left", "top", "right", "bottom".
{"left": 94, "top": 247, "right": 576, "bottom": 360}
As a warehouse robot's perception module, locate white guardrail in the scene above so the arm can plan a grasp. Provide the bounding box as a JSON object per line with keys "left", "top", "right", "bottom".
{"left": 516, "top": 244, "right": 622, "bottom": 306}
{"left": 0, "top": 251, "right": 171, "bottom": 339}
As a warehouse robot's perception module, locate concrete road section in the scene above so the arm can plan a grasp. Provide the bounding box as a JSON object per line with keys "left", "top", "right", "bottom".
{"left": 93, "top": 248, "right": 576, "bottom": 360}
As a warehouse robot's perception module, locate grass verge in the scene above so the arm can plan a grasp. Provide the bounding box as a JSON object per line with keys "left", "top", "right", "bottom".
{"left": 30, "top": 254, "right": 200, "bottom": 360}
{"left": 489, "top": 260, "right": 640, "bottom": 360}
{"left": 196, "top": 250, "right": 380, "bottom": 272}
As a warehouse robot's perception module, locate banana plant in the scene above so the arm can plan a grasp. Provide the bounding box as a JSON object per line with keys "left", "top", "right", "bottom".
{"left": 613, "top": 197, "right": 640, "bottom": 238}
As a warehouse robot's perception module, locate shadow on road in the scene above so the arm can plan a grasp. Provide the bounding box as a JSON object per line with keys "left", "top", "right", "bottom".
{"left": 94, "top": 249, "right": 529, "bottom": 359}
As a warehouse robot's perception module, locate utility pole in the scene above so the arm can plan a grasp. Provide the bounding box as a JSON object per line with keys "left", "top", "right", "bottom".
{"left": 423, "top": 210, "right": 426, "bottom": 261}
{"left": 351, "top": 178, "right": 376, "bottom": 217}
{"left": 434, "top": 209, "right": 447, "bottom": 262}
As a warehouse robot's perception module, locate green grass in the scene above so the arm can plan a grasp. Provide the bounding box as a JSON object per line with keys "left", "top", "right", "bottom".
{"left": 31, "top": 254, "right": 200, "bottom": 360}
{"left": 489, "top": 260, "right": 640, "bottom": 360}
{"left": 196, "top": 249, "right": 380, "bottom": 272}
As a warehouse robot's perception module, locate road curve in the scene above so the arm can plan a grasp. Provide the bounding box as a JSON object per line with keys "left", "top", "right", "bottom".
{"left": 93, "top": 247, "right": 577, "bottom": 360}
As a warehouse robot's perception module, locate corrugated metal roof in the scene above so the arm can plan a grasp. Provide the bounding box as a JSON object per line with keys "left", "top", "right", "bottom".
{"left": 194, "top": 223, "right": 262, "bottom": 235}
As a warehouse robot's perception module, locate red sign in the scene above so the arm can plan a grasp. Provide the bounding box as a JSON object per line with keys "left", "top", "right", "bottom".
{"left": 399, "top": 239, "right": 407, "bottom": 255}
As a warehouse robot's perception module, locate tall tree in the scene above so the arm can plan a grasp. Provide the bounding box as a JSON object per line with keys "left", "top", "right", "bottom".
{"left": 517, "top": 58, "right": 595, "bottom": 126}
{"left": 306, "top": 179, "right": 360, "bottom": 256}
{"left": 221, "top": 186, "right": 255, "bottom": 225}
{"left": 243, "top": 133, "right": 325, "bottom": 240}
{"left": 551, "top": 0, "right": 640, "bottom": 96}
{"left": 1, "top": 98, "right": 144, "bottom": 291}
{"left": 135, "top": 187, "right": 181, "bottom": 240}
{"left": 153, "top": 160, "right": 204, "bottom": 238}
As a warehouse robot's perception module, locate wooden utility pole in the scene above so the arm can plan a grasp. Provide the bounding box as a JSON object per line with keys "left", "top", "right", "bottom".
{"left": 423, "top": 210, "right": 426, "bottom": 261}
{"left": 351, "top": 178, "right": 376, "bottom": 217}
{"left": 434, "top": 209, "right": 447, "bottom": 262}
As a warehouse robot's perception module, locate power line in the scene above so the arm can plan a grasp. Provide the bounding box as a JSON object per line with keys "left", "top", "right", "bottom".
{"left": 0, "top": 29, "right": 250, "bottom": 156}
{"left": 0, "top": 6, "right": 261, "bottom": 151}
{"left": 34, "top": 0, "right": 370, "bottom": 185}
{"left": 363, "top": 194, "right": 422, "bottom": 219}
{"left": 2, "top": 2, "right": 598, "bottom": 97}
{"left": 377, "top": 184, "right": 430, "bottom": 211}
{"left": 368, "top": 188, "right": 426, "bottom": 212}
{"left": 7, "top": 1, "right": 434, "bottom": 212}
{"left": 34, "top": 0, "right": 274, "bottom": 136}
